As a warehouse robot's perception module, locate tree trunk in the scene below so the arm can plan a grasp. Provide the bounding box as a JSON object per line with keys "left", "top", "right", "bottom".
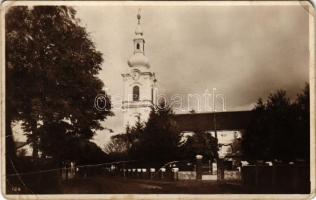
{"left": 6, "top": 112, "right": 16, "bottom": 174}
{"left": 31, "top": 120, "right": 39, "bottom": 159}
{"left": 6, "top": 112, "right": 18, "bottom": 193}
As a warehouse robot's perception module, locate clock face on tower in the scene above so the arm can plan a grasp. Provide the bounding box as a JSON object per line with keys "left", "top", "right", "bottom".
{"left": 132, "top": 70, "right": 140, "bottom": 81}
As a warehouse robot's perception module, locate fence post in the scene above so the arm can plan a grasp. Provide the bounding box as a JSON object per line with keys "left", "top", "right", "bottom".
{"left": 132, "top": 169, "right": 135, "bottom": 178}
{"left": 123, "top": 163, "right": 126, "bottom": 178}
{"left": 150, "top": 168, "right": 155, "bottom": 179}
{"left": 272, "top": 165, "right": 275, "bottom": 189}
{"left": 142, "top": 168, "right": 146, "bottom": 179}
{"left": 137, "top": 168, "right": 141, "bottom": 178}
{"left": 292, "top": 163, "right": 298, "bottom": 192}
{"left": 161, "top": 168, "right": 166, "bottom": 180}
{"left": 255, "top": 165, "right": 258, "bottom": 189}
{"left": 172, "top": 168, "right": 179, "bottom": 181}
{"left": 196, "top": 155, "right": 203, "bottom": 180}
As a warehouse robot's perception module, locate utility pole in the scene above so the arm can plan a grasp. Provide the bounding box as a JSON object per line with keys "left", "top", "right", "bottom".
{"left": 213, "top": 110, "right": 217, "bottom": 138}
{"left": 213, "top": 109, "right": 221, "bottom": 181}
{"left": 212, "top": 88, "right": 222, "bottom": 182}
{"left": 212, "top": 88, "right": 218, "bottom": 140}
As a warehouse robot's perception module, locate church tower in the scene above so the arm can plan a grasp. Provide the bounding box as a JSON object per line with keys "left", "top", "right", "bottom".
{"left": 122, "top": 11, "right": 157, "bottom": 128}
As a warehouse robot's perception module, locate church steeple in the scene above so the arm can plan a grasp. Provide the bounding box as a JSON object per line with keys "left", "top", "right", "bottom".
{"left": 128, "top": 9, "right": 150, "bottom": 68}
{"left": 122, "top": 9, "right": 157, "bottom": 128}
{"left": 134, "top": 9, "right": 145, "bottom": 54}
{"left": 136, "top": 10, "right": 142, "bottom": 30}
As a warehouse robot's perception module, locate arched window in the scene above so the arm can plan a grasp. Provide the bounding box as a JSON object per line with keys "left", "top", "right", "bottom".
{"left": 136, "top": 43, "right": 140, "bottom": 50}
{"left": 133, "top": 86, "right": 139, "bottom": 101}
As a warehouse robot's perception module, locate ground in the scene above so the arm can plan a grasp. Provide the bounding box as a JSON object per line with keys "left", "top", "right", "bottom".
{"left": 61, "top": 176, "right": 244, "bottom": 194}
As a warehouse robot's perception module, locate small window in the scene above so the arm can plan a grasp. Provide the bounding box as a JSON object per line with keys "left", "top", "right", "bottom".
{"left": 133, "top": 86, "right": 139, "bottom": 101}
{"left": 136, "top": 43, "right": 140, "bottom": 50}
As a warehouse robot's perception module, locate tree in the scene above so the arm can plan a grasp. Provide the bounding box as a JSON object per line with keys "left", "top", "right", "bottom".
{"left": 104, "top": 134, "right": 131, "bottom": 161}
{"left": 180, "top": 131, "right": 218, "bottom": 162}
{"left": 242, "top": 85, "right": 310, "bottom": 163}
{"left": 230, "top": 133, "right": 242, "bottom": 157}
{"left": 6, "top": 6, "right": 112, "bottom": 162}
{"left": 242, "top": 98, "right": 270, "bottom": 162}
{"left": 75, "top": 140, "right": 109, "bottom": 165}
{"left": 293, "top": 83, "right": 310, "bottom": 161}
{"left": 129, "top": 103, "right": 183, "bottom": 167}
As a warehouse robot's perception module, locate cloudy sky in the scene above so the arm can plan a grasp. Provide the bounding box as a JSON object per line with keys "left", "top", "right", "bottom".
{"left": 74, "top": 3, "right": 310, "bottom": 147}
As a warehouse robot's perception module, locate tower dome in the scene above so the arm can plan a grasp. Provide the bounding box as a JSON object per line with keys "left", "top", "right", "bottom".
{"left": 128, "top": 53, "right": 150, "bottom": 68}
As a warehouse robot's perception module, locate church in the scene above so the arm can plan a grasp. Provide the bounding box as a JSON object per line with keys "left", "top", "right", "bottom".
{"left": 121, "top": 12, "right": 157, "bottom": 128}
{"left": 121, "top": 11, "right": 253, "bottom": 160}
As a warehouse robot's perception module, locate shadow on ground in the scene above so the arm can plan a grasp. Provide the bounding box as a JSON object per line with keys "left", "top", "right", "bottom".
{"left": 61, "top": 176, "right": 245, "bottom": 194}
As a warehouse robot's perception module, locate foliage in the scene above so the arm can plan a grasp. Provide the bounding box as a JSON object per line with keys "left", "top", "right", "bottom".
{"left": 292, "top": 84, "right": 310, "bottom": 160}
{"left": 127, "top": 116, "right": 145, "bottom": 159}
{"left": 104, "top": 133, "right": 131, "bottom": 161}
{"left": 74, "top": 140, "right": 109, "bottom": 165}
{"left": 6, "top": 6, "right": 112, "bottom": 161}
{"left": 107, "top": 103, "right": 182, "bottom": 167}
{"left": 137, "top": 104, "right": 183, "bottom": 167}
{"left": 179, "top": 131, "right": 218, "bottom": 162}
{"left": 230, "top": 134, "right": 242, "bottom": 157}
{"left": 242, "top": 84, "right": 310, "bottom": 162}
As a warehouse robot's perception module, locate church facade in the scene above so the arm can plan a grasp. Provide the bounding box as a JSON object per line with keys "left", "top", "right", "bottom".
{"left": 121, "top": 12, "right": 157, "bottom": 128}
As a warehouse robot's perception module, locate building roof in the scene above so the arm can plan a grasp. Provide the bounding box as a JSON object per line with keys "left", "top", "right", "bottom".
{"left": 173, "top": 110, "right": 253, "bottom": 131}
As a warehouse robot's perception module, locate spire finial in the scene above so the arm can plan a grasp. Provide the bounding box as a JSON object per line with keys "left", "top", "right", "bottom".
{"left": 137, "top": 8, "right": 141, "bottom": 25}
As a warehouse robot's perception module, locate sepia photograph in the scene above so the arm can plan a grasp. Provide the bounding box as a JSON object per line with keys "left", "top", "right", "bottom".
{"left": 1, "top": 1, "right": 315, "bottom": 198}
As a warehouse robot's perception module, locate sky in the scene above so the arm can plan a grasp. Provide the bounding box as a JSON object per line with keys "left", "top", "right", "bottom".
{"left": 70, "top": 4, "right": 310, "bottom": 147}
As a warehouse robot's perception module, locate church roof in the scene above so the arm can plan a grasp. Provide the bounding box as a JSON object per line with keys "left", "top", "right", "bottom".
{"left": 173, "top": 110, "right": 253, "bottom": 131}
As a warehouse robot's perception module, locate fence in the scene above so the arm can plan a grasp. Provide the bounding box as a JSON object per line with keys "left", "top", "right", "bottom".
{"left": 102, "top": 166, "right": 177, "bottom": 181}
{"left": 241, "top": 163, "right": 310, "bottom": 193}
{"left": 8, "top": 157, "right": 309, "bottom": 194}
{"left": 6, "top": 159, "right": 177, "bottom": 194}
